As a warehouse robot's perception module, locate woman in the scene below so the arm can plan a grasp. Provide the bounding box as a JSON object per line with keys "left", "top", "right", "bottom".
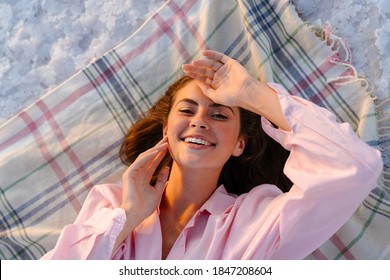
{"left": 41, "top": 50, "right": 382, "bottom": 260}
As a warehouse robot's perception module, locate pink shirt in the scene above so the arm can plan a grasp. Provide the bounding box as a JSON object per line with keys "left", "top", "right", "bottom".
{"left": 41, "top": 83, "right": 383, "bottom": 260}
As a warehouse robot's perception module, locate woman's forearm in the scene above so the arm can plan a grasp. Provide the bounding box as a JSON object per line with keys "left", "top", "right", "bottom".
{"left": 240, "top": 77, "right": 291, "bottom": 132}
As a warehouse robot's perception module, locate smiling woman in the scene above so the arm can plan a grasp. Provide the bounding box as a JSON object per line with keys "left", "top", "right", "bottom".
{"left": 41, "top": 50, "right": 382, "bottom": 260}
{"left": 119, "top": 75, "right": 292, "bottom": 196}
{"left": 165, "top": 80, "right": 245, "bottom": 172}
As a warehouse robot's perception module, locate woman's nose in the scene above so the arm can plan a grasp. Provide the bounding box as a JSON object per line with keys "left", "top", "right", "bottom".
{"left": 190, "top": 114, "right": 209, "bottom": 129}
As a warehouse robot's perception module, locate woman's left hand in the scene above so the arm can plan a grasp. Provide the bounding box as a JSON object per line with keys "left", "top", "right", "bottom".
{"left": 182, "top": 50, "right": 258, "bottom": 108}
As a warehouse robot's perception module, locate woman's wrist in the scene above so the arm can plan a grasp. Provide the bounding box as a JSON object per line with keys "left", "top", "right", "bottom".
{"left": 241, "top": 79, "right": 291, "bottom": 131}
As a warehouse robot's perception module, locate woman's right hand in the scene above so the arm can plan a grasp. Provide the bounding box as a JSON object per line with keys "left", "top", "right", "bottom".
{"left": 121, "top": 136, "right": 169, "bottom": 225}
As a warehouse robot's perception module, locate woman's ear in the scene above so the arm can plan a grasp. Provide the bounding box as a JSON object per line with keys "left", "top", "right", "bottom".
{"left": 162, "top": 123, "right": 168, "bottom": 137}
{"left": 232, "top": 136, "right": 246, "bottom": 157}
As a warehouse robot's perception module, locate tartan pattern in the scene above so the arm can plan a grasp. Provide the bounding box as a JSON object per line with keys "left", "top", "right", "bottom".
{"left": 0, "top": 0, "right": 388, "bottom": 260}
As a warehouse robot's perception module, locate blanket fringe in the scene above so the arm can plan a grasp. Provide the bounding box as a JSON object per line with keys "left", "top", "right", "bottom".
{"left": 311, "top": 23, "right": 376, "bottom": 96}
{"left": 377, "top": 99, "right": 390, "bottom": 147}
{"left": 376, "top": 97, "right": 390, "bottom": 108}
{"left": 374, "top": 98, "right": 389, "bottom": 194}
{"left": 309, "top": 22, "right": 390, "bottom": 193}
{"left": 380, "top": 172, "right": 390, "bottom": 191}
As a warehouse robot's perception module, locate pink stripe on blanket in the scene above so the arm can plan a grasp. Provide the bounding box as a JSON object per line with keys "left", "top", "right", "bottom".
{"left": 19, "top": 111, "right": 82, "bottom": 212}
{"left": 36, "top": 100, "right": 94, "bottom": 191}
{"left": 287, "top": 61, "right": 347, "bottom": 100}
{"left": 311, "top": 248, "right": 328, "bottom": 259}
{"left": 330, "top": 234, "right": 356, "bottom": 259}
{"left": 120, "top": 0, "right": 198, "bottom": 64}
{"left": 153, "top": 13, "right": 192, "bottom": 61}
{"left": 0, "top": 81, "right": 97, "bottom": 152}
{"left": 167, "top": 0, "right": 209, "bottom": 51}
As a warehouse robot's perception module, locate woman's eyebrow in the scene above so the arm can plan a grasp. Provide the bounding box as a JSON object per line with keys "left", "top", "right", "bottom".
{"left": 177, "top": 98, "right": 235, "bottom": 115}
{"left": 209, "top": 103, "right": 235, "bottom": 115}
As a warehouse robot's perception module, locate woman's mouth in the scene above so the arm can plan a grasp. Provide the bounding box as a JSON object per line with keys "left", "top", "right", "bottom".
{"left": 181, "top": 137, "right": 216, "bottom": 146}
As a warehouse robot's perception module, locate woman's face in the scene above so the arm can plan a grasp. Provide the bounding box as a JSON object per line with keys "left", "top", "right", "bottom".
{"left": 164, "top": 80, "right": 245, "bottom": 172}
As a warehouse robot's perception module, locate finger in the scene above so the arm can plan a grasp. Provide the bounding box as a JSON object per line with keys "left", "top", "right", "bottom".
{"left": 155, "top": 135, "right": 168, "bottom": 146}
{"left": 146, "top": 147, "right": 168, "bottom": 179}
{"left": 182, "top": 64, "right": 215, "bottom": 80}
{"left": 202, "top": 50, "right": 230, "bottom": 64}
{"left": 192, "top": 59, "right": 223, "bottom": 71}
{"left": 204, "top": 76, "right": 213, "bottom": 86}
{"left": 128, "top": 142, "right": 168, "bottom": 172}
{"left": 196, "top": 82, "right": 215, "bottom": 97}
{"left": 154, "top": 167, "right": 170, "bottom": 193}
{"left": 141, "top": 137, "right": 168, "bottom": 155}
{"left": 182, "top": 69, "right": 211, "bottom": 85}
{"left": 125, "top": 149, "right": 160, "bottom": 175}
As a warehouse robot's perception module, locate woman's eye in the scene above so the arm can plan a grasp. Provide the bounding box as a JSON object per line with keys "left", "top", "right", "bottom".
{"left": 212, "top": 113, "right": 228, "bottom": 120}
{"left": 179, "top": 109, "right": 194, "bottom": 115}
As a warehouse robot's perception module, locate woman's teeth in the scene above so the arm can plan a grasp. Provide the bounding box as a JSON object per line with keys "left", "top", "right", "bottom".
{"left": 183, "top": 137, "right": 213, "bottom": 146}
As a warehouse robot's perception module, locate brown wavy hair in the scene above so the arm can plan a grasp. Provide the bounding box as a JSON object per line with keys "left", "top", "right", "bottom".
{"left": 119, "top": 76, "right": 292, "bottom": 195}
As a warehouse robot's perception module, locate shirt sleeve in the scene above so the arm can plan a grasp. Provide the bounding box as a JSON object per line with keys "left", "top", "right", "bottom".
{"left": 227, "top": 83, "right": 383, "bottom": 259}
{"left": 40, "top": 184, "right": 126, "bottom": 260}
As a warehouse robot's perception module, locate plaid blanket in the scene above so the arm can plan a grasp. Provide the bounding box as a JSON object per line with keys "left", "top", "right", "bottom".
{"left": 0, "top": 0, "right": 388, "bottom": 260}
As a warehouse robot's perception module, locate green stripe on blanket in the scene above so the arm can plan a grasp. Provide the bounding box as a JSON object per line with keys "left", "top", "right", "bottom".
{"left": 0, "top": 0, "right": 388, "bottom": 260}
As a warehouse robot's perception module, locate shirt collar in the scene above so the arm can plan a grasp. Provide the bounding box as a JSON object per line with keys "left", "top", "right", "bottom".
{"left": 198, "top": 185, "right": 237, "bottom": 216}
